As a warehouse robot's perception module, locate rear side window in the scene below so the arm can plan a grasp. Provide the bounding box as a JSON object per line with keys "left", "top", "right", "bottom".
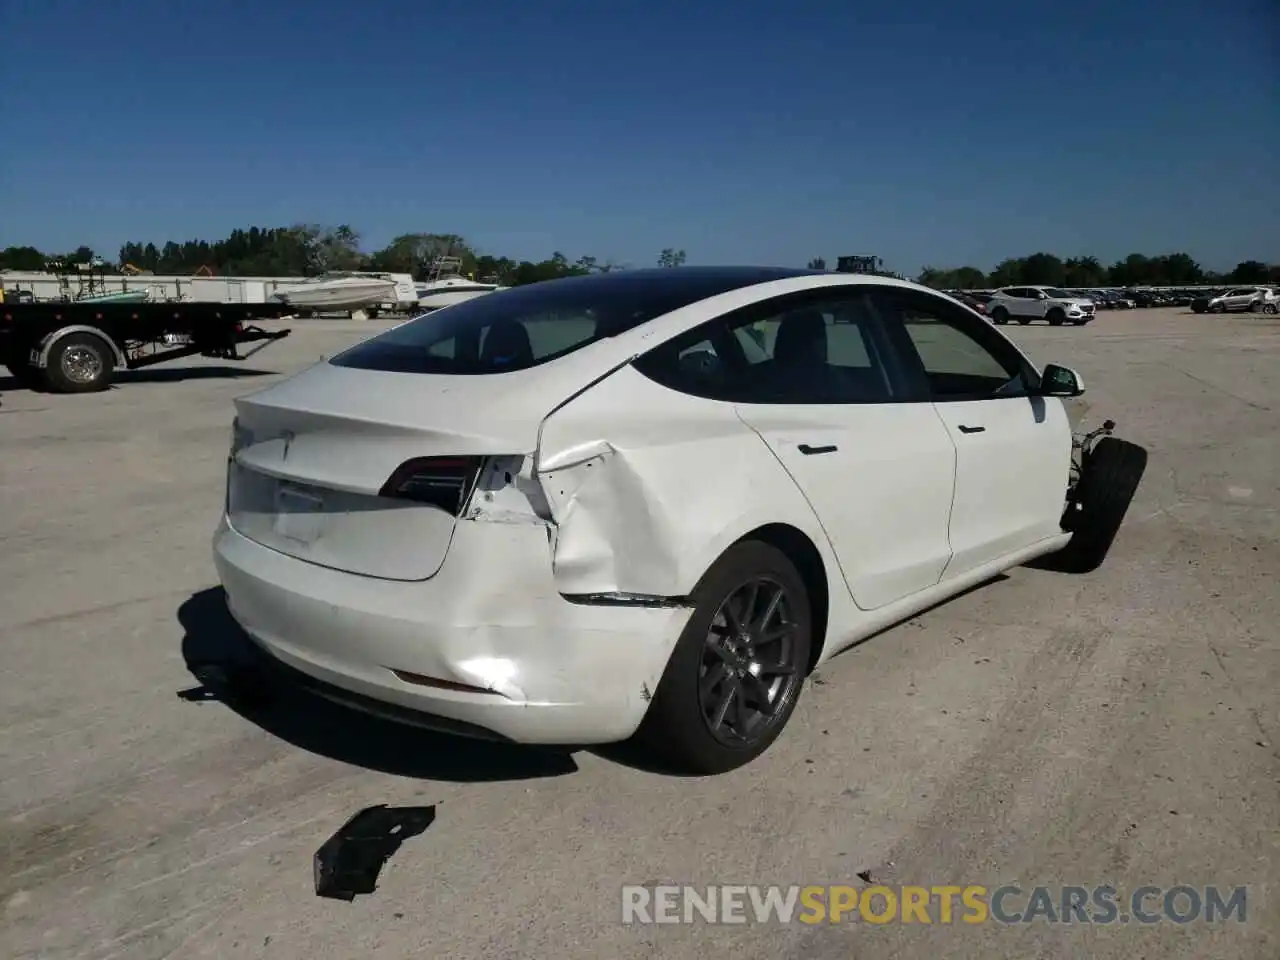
{"left": 633, "top": 292, "right": 898, "bottom": 404}
{"left": 330, "top": 268, "right": 818, "bottom": 375}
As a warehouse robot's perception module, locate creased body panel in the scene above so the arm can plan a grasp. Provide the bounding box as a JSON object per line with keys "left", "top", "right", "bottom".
{"left": 216, "top": 517, "right": 691, "bottom": 743}
{"left": 536, "top": 365, "right": 846, "bottom": 600}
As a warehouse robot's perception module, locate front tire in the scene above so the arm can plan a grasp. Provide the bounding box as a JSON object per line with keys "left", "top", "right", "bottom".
{"left": 635, "top": 541, "right": 812, "bottom": 775}
{"left": 44, "top": 333, "right": 115, "bottom": 393}
{"left": 1052, "top": 438, "right": 1148, "bottom": 573}
{"left": 1047, "top": 308, "right": 1066, "bottom": 326}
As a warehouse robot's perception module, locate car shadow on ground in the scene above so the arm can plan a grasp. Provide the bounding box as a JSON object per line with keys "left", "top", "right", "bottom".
{"left": 114, "top": 366, "right": 279, "bottom": 385}
{"left": 0, "top": 366, "right": 277, "bottom": 392}
{"left": 177, "top": 588, "right": 579, "bottom": 783}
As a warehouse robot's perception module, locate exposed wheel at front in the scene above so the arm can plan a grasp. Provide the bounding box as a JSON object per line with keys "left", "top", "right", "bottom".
{"left": 1049, "top": 437, "right": 1148, "bottom": 573}
{"left": 635, "top": 541, "right": 812, "bottom": 775}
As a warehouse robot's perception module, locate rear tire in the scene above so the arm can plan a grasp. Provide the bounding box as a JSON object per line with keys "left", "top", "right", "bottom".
{"left": 1052, "top": 438, "right": 1148, "bottom": 573}
{"left": 43, "top": 333, "right": 115, "bottom": 393}
{"left": 990, "top": 307, "right": 1009, "bottom": 325}
{"left": 634, "top": 541, "right": 812, "bottom": 775}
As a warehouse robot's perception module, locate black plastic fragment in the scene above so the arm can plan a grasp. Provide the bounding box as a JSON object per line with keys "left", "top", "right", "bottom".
{"left": 314, "top": 804, "right": 436, "bottom": 901}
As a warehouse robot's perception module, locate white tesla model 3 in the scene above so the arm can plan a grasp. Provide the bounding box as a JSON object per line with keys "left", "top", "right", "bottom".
{"left": 214, "top": 267, "right": 1146, "bottom": 774}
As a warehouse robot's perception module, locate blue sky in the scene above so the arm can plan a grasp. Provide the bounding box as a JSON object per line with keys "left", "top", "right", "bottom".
{"left": 1, "top": 0, "right": 1276, "bottom": 275}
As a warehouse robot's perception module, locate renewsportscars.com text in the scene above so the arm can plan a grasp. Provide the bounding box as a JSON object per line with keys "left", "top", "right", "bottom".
{"left": 621, "top": 884, "right": 1248, "bottom": 925}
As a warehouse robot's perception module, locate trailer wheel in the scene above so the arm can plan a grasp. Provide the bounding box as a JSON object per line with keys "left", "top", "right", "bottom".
{"left": 44, "top": 332, "right": 116, "bottom": 393}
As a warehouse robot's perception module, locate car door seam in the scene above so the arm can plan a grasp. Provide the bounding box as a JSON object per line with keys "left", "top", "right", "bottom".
{"left": 926, "top": 400, "right": 961, "bottom": 582}
{"left": 731, "top": 405, "right": 860, "bottom": 607}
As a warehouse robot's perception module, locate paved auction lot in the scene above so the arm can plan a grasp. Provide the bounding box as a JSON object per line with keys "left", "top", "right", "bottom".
{"left": 1, "top": 308, "right": 1277, "bottom": 959}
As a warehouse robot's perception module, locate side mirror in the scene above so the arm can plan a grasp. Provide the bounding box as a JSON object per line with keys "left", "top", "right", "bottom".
{"left": 1035, "top": 363, "right": 1085, "bottom": 397}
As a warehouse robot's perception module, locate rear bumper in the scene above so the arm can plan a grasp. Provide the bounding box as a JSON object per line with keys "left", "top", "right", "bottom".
{"left": 213, "top": 517, "right": 692, "bottom": 745}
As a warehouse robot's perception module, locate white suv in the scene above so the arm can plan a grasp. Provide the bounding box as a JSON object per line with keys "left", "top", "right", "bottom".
{"left": 987, "top": 286, "right": 1097, "bottom": 326}
{"left": 1205, "top": 287, "right": 1277, "bottom": 314}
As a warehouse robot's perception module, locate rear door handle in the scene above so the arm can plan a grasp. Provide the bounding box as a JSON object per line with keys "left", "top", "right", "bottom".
{"left": 798, "top": 443, "right": 838, "bottom": 455}
{"left": 957, "top": 425, "right": 985, "bottom": 434}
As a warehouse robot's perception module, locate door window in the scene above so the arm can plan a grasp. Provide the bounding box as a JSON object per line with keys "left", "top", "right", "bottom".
{"left": 871, "top": 290, "right": 1031, "bottom": 400}
{"left": 633, "top": 292, "right": 898, "bottom": 404}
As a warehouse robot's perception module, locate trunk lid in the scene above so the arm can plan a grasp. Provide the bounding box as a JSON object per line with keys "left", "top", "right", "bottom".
{"left": 226, "top": 360, "right": 560, "bottom": 581}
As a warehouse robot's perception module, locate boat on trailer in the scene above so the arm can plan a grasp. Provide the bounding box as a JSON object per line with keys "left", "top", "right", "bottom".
{"left": 415, "top": 256, "right": 505, "bottom": 310}
{"left": 272, "top": 273, "right": 398, "bottom": 313}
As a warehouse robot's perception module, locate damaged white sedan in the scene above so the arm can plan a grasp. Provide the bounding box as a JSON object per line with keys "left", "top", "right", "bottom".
{"left": 214, "top": 267, "right": 1147, "bottom": 774}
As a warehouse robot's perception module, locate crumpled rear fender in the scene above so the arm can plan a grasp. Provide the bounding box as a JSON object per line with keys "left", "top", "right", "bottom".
{"left": 532, "top": 365, "right": 838, "bottom": 599}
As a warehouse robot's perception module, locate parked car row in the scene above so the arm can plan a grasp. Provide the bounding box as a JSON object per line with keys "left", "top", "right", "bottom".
{"left": 946, "top": 285, "right": 1279, "bottom": 319}
{"left": 1190, "top": 286, "right": 1278, "bottom": 314}
{"left": 948, "top": 287, "right": 1096, "bottom": 326}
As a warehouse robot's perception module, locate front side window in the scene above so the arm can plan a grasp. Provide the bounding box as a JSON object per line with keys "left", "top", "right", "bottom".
{"left": 871, "top": 290, "right": 1030, "bottom": 400}
{"left": 633, "top": 292, "right": 897, "bottom": 404}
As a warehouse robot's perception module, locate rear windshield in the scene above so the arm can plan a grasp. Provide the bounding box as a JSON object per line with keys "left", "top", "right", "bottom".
{"left": 330, "top": 268, "right": 816, "bottom": 375}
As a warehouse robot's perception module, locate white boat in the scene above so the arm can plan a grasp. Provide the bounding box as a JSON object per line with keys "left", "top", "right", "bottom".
{"left": 273, "top": 273, "right": 398, "bottom": 312}
{"left": 415, "top": 256, "right": 504, "bottom": 310}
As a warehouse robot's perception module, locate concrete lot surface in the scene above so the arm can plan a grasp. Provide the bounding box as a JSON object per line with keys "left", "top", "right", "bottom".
{"left": 1, "top": 307, "right": 1276, "bottom": 959}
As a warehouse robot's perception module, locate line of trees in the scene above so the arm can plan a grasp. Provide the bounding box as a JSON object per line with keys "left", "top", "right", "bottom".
{"left": 2, "top": 228, "right": 1276, "bottom": 289}
{"left": 914, "top": 253, "right": 1279, "bottom": 290}
{"left": 0, "top": 227, "right": 694, "bottom": 286}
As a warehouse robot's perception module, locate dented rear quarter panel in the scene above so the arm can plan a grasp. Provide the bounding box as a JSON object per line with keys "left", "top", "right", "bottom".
{"left": 536, "top": 365, "right": 855, "bottom": 613}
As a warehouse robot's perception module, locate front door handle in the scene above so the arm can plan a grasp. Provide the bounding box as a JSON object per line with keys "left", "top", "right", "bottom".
{"left": 798, "top": 443, "right": 838, "bottom": 455}
{"left": 957, "top": 424, "right": 985, "bottom": 434}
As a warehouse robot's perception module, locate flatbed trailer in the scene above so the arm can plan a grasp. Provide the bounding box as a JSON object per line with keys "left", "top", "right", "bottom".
{"left": 0, "top": 301, "right": 294, "bottom": 394}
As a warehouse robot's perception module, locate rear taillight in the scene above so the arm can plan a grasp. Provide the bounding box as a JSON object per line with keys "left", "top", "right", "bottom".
{"left": 379, "top": 456, "right": 483, "bottom": 515}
